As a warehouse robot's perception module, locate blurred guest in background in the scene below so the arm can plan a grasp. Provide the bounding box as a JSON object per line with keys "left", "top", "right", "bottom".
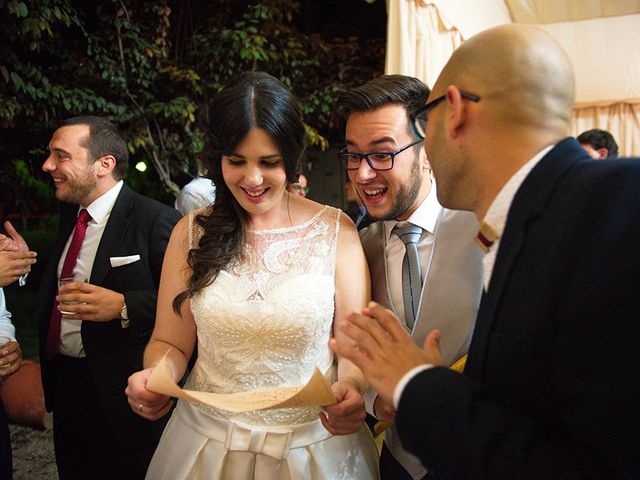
{"left": 175, "top": 158, "right": 216, "bottom": 215}
{"left": 287, "top": 173, "right": 309, "bottom": 197}
{"left": 577, "top": 128, "right": 618, "bottom": 159}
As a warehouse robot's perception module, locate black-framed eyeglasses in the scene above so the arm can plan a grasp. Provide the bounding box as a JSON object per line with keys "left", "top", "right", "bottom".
{"left": 338, "top": 139, "right": 423, "bottom": 171}
{"left": 412, "top": 91, "right": 481, "bottom": 139}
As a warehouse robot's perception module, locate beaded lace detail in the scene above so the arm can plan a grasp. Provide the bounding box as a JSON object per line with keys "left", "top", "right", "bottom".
{"left": 186, "top": 205, "right": 341, "bottom": 425}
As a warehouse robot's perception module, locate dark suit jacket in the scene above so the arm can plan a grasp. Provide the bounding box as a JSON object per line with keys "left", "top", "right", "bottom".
{"left": 396, "top": 138, "right": 640, "bottom": 479}
{"left": 37, "top": 183, "right": 181, "bottom": 448}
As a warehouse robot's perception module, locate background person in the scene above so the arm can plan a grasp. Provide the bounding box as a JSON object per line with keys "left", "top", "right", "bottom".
{"left": 286, "top": 173, "right": 308, "bottom": 197}
{"left": 175, "top": 157, "right": 217, "bottom": 215}
{"left": 577, "top": 128, "right": 619, "bottom": 159}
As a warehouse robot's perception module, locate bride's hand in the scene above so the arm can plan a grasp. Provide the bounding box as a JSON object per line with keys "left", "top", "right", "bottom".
{"left": 319, "top": 379, "right": 366, "bottom": 435}
{"left": 125, "top": 368, "right": 174, "bottom": 420}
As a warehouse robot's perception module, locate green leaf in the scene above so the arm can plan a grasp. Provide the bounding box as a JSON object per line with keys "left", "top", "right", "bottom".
{"left": 10, "top": 71, "right": 24, "bottom": 90}
{"left": 19, "top": 2, "right": 28, "bottom": 18}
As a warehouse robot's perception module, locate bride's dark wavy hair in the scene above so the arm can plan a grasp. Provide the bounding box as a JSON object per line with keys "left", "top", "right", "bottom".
{"left": 173, "top": 71, "right": 306, "bottom": 313}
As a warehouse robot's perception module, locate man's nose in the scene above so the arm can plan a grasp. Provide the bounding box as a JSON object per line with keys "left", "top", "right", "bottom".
{"left": 353, "top": 157, "right": 377, "bottom": 183}
{"left": 42, "top": 155, "right": 55, "bottom": 172}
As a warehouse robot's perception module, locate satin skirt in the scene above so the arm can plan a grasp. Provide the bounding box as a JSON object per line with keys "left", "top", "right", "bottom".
{"left": 146, "top": 400, "right": 379, "bottom": 479}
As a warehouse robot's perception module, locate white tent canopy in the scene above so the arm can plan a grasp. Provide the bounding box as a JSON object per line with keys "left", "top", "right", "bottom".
{"left": 385, "top": 0, "right": 640, "bottom": 156}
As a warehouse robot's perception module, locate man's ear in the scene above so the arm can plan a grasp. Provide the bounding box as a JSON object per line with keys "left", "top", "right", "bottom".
{"left": 419, "top": 144, "right": 431, "bottom": 172}
{"left": 445, "top": 86, "right": 466, "bottom": 138}
{"left": 597, "top": 148, "right": 609, "bottom": 159}
{"left": 95, "top": 155, "right": 117, "bottom": 177}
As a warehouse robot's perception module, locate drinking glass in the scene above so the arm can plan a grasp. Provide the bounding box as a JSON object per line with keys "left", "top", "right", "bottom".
{"left": 57, "top": 276, "right": 87, "bottom": 315}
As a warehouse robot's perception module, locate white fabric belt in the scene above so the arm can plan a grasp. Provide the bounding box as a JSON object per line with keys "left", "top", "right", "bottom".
{"left": 176, "top": 400, "right": 332, "bottom": 460}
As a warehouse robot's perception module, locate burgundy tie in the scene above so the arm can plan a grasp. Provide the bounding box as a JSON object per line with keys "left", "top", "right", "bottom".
{"left": 46, "top": 209, "right": 92, "bottom": 359}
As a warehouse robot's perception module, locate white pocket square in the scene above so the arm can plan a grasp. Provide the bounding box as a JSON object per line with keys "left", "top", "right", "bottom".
{"left": 110, "top": 255, "right": 141, "bottom": 268}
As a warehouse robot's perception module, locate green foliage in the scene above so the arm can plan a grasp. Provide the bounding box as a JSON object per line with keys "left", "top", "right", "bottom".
{"left": 0, "top": 0, "right": 384, "bottom": 216}
{"left": 11, "top": 159, "right": 51, "bottom": 203}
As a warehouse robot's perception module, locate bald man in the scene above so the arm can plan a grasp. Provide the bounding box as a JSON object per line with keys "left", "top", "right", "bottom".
{"left": 331, "top": 24, "right": 640, "bottom": 479}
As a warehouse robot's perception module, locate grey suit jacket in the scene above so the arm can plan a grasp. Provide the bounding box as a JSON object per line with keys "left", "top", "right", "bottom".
{"left": 360, "top": 207, "right": 483, "bottom": 478}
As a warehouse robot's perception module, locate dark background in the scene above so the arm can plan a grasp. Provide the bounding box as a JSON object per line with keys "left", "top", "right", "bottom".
{"left": 1, "top": 0, "right": 388, "bottom": 358}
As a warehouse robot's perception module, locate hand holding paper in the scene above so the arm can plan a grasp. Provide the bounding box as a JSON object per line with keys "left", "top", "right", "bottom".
{"left": 145, "top": 352, "right": 337, "bottom": 413}
{"left": 126, "top": 367, "right": 174, "bottom": 420}
{"left": 320, "top": 378, "right": 366, "bottom": 435}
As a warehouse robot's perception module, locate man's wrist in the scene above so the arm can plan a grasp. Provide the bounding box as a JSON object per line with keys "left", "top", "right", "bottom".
{"left": 393, "top": 364, "right": 434, "bottom": 409}
{"left": 339, "top": 375, "right": 366, "bottom": 394}
{"left": 120, "top": 298, "right": 130, "bottom": 328}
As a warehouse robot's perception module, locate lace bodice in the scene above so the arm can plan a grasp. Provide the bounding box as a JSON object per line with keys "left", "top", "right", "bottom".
{"left": 186, "top": 205, "right": 341, "bottom": 426}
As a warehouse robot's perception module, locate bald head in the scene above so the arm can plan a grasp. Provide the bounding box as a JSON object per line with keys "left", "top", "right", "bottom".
{"left": 423, "top": 25, "right": 577, "bottom": 218}
{"left": 434, "top": 24, "right": 575, "bottom": 135}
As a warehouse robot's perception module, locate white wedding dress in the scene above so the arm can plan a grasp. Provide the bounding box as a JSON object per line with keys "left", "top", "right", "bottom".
{"left": 146, "top": 206, "right": 379, "bottom": 479}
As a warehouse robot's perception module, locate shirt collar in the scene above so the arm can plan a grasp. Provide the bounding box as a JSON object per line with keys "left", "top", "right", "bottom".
{"left": 384, "top": 180, "right": 442, "bottom": 242}
{"left": 80, "top": 180, "right": 124, "bottom": 224}
{"left": 481, "top": 145, "right": 554, "bottom": 250}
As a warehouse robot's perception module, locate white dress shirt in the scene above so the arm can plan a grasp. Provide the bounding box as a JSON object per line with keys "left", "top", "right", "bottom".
{"left": 481, "top": 145, "right": 553, "bottom": 290}
{"left": 0, "top": 288, "right": 16, "bottom": 345}
{"left": 383, "top": 182, "right": 441, "bottom": 326}
{"left": 57, "top": 181, "right": 123, "bottom": 357}
{"left": 175, "top": 176, "right": 216, "bottom": 215}
{"left": 364, "top": 182, "right": 441, "bottom": 417}
{"left": 393, "top": 145, "right": 554, "bottom": 409}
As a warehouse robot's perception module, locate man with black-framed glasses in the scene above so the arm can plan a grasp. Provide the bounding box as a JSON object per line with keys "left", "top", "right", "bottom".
{"left": 339, "top": 74, "right": 483, "bottom": 480}
{"left": 332, "top": 24, "right": 640, "bottom": 479}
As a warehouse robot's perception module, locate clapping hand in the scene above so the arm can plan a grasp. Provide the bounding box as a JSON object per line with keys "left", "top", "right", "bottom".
{"left": 0, "top": 221, "right": 37, "bottom": 287}
{"left": 0, "top": 221, "right": 29, "bottom": 252}
{"left": 330, "top": 302, "right": 445, "bottom": 405}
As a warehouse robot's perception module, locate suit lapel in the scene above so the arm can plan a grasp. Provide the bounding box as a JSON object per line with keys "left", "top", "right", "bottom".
{"left": 90, "top": 184, "right": 133, "bottom": 285}
{"left": 465, "top": 138, "right": 585, "bottom": 379}
{"left": 414, "top": 208, "right": 483, "bottom": 364}
{"left": 360, "top": 222, "right": 400, "bottom": 318}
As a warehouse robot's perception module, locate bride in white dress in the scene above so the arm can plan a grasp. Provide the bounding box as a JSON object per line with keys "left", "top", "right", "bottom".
{"left": 125, "top": 72, "right": 379, "bottom": 479}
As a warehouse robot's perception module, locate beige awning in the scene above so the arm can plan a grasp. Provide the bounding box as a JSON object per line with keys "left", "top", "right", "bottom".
{"left": 385, "top": 0, "right": 640, "bottom": 155}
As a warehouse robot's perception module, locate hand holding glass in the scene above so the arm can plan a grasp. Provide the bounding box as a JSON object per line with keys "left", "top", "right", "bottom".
{"left": 58, "top": 276, "right": 87, "bottom": 315}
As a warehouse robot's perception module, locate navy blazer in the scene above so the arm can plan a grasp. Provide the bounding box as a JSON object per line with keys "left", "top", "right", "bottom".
{"left": 37, "top": 183, "right": 181, "bottom": 448}
{"left": 396, "top": 138, "right": 640, "bottom": 479}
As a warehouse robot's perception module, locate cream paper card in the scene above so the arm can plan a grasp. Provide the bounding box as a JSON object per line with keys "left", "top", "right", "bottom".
{"left": 146, "top": 353, "right": 337, "bottom": 412}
